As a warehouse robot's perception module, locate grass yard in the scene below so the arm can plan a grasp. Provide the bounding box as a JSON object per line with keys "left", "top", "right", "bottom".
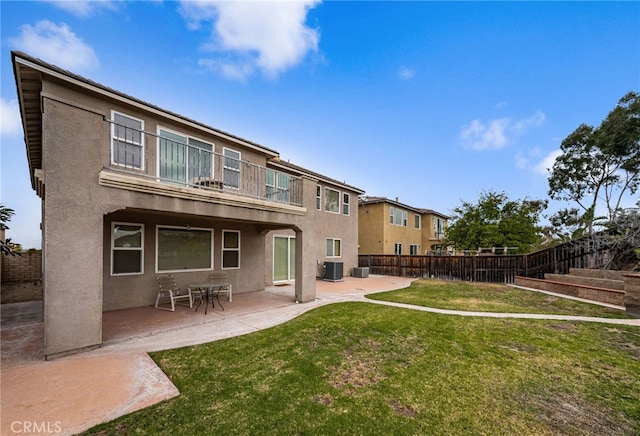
{"left": 86, "top": 300, "right": 640, "bottom": 435}
{"left": 367, "top": 279, "right": 632, "bottom": 318}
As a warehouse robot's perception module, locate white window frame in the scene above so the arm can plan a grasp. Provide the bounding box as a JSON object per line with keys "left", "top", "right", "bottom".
{"left": 155, "top": 225, "right": 213, "bottom": 273}
{"left": 434, "top": 217, "right": 445, "bottom": 239}
{"left": 415, "top": 214, "right": 421, "bottom": 229}
{"left": 389, "top": 207, "right": 394, "bottom": 224}
{"left": 111, "top": 222, "right": 144, "bottom": 276}
{"left": 342, "top": 193, "right": 350, "bottom": 216}
{"left": 316, "top": 185, "right": 322, "bottom": 210}
{"left": 324, "top": 187, "right": 340, "bottom": 214}
{"left": 403, "top": 210, "right": 408, "bottom": 227}
{"left": 410, "top": 244, "right": 419, "bottom": 255}
{"left": 326, "top": 238, "right": 342, "bottom": 258}
{"left": 222, "top": 229, "right": 241, "bottom": 270}
{"left": 111, "top": 111, "right": 144, "bottom": 170}
{"left": 223, "top": 147, "right": 241, "bottom": 189}
{"left": 394, "top": 243, "right": 402, "bottom": 255}
{"left": 395, "top": 208, "right": 403, "bottom": 226}
{"left": 157, "top": 127, "right": 214, "bottom": 185}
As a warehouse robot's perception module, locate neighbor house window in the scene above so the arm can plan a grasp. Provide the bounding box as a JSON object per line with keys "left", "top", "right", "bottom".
{"left": 111, "top": 112, "right": 144, "bottom": 170}
{"left": 389, "top": 207, "right": 394, "bottom": 224}
{"left": 111, "top": 222, "right": 144, "bottom": 275}
{"left": 410, "top": 244, "right": 419, "bottom": 255}
{"left": 158, "top": 128, "right": 213, "bottom": 184}
{"left": 395, "top": 208, "right": 403, "bottom": 226}
{"left": 156, "top": 226, "right": 212, "bottom": 272}
{"left": 324, "top": 188, "right": 340, "bottom": 213}
{"left": 394, "top": 243, "right": 402, "bottom": 255}
{"left": 342, "top": 193, "right": 350, "bottom": 215}
{"left": 326, "top": 238, "right": 341, "bottom": 257}
{"left": 222, "top": 230, "right": 240, "bottom": 269}
{"left": 223, "top": 148, "right": 241, "bottom": 189}
{"left": 403, "top": 211, "right": 408, "bottom": 227}
{"left": 316, "top": 185, "right": 322, "bottom": 210}
{"left": 434, "top": 217, "right": 445, "bottom": 239}
{"left": 415, "top": 214, "right": 421, "bottom": 229}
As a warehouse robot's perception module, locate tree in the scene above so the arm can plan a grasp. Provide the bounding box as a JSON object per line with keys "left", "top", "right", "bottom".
{"left": 548, "top": 91, "right": 640, "bottom": 235}
{"left": 444, "top": 191, "right": 548, "bottom": 253}
{"left": 0, "top": 204, "right": 20, "bottom": 256}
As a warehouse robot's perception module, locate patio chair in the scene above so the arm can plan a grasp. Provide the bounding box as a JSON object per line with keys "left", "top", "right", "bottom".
{"left": 210, "top": 271, "right": 233, "bottom": 302}
{"left": 155, "top": 274, "right": 194, "bottom": 311}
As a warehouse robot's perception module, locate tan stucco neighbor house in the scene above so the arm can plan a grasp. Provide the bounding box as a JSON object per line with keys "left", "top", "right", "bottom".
{"left": 12, "top": 51, "right": 364, "bottom": 359}
{"left": 358, "top": 196, "right": 449, "bottom": 255}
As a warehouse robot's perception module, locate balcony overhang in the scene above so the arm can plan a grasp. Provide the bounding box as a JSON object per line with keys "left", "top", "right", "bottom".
{"left": 99, "top": 169, "right": 306, "bottom": 215}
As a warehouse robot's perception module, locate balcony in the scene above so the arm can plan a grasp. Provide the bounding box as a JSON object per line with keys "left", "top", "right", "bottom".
{"left": 101, "top": 118, "right": 303, "bottom": 208}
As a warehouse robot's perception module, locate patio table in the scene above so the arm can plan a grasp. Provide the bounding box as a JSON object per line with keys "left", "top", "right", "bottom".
{"left": 189, "top": 282, "right": 226, "bottom": 314}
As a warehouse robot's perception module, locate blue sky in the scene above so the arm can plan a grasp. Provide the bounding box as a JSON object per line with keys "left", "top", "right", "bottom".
{"left": 1, "top": 1, "right": 638, "bottom": 249}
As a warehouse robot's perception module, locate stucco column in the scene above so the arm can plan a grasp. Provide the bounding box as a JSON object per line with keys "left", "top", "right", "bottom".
{"left": 42, "top": 99, "right": 105, "bottom": 359}
{"left": 294, "top": 228, "right": 316, "bottom": 303}
{"left": 623, "top": 274, "right": 640, "bottom": 318}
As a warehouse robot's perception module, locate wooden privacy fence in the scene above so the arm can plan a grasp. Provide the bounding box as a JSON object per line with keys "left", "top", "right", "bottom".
{"left": 358, "top": 254, "right": 525, "bottom": 283}
{"left": 358, "top": 235, "right": 615, "bottom": 284}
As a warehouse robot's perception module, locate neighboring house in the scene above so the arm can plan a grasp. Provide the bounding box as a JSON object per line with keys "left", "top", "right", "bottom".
{"left": 358, "top": 197, "right": 449, "bottom": 255}
{"left": 12, "top": 51, "right": 363, "bottom": 359}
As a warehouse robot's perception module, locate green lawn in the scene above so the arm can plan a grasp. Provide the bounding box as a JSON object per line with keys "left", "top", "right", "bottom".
{"left": 86, "top": 300, "right": 640, "bottom": 435}
{"left": 367, "top": 279, "right": 632, "bottom": 318}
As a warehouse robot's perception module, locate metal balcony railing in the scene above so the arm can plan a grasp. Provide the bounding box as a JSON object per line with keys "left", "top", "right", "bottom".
{"left": 105, "top": 118, "right": 303, "bottom": 206}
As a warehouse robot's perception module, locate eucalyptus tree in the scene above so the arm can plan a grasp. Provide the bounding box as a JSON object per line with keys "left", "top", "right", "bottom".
{"left": 548, "top": 91, "right": 640, "bottom": 236}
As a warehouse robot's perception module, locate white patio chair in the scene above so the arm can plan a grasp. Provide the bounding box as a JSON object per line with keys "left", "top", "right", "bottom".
{"left": 155, "top": 274, "right": 194, "bottom": 311}
{"left": 210, "top": 271, "right": 233, "bottom": 302}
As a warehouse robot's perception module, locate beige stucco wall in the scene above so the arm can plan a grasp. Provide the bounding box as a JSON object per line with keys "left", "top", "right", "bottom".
{"left": 358, "top": 202, "right": 422, "bottom": 255}
{"left": 36, "top": 77, "right": 326, "bottom": 357}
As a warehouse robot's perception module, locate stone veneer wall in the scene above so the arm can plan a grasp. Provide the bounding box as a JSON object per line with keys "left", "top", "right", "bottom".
{"left": 1, "top": 251, "right": 43, "bottom": 303}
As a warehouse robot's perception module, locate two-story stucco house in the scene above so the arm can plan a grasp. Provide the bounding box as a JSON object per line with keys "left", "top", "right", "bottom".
{"left": 12, "top": 51, "right": 364, "bottom": 359}
{"left": 358, "top": 196, "right": 449, "bottom": 255}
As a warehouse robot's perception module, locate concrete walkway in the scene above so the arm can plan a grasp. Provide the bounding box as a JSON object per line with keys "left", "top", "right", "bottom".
{"left": 1, "top": 276, "right": 638, "bottom": 435}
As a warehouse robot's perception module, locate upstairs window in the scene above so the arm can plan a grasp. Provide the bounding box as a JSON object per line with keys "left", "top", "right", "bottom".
{"left": 434, "top": 217, "right": 445, "bottom": 239}
{"left": 111, "top": 112, "right": 143, "bottom": 170}
{"left": 389, "top": 207, "right": 394, "bottom": 224}
{"left": 403, "top": 211, "right": 408, "bottom": 227}
{"left": 395, "top": 208, "right": 403, "bottom": 226}
{"left": 324, "top": 188, "right": 340, "bottom": 214}
{"left": 223, "top": 148, "right": 241, "bottom": 189}
{"left": 158, "top": 129, "right": 213, "bottom": 184}
{"left": 342, "top": 193, "right": 350, "bottom": 215}
{"left": 414, "top": 214, "right": 421, "bottom": 229}
{"left": 316, "top": 185, "right": 322, "bottom": 210}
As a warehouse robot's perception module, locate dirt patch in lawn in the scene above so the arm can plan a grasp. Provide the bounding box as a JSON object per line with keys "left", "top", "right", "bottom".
{"left": 521, "top": 391, "right": 634, "bottom": 435}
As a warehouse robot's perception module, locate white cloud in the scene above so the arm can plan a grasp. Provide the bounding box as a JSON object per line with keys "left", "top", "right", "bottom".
{"left": 534, "top": 149, "right": 562, "bottom": 175}
{"left": 460, "top": 118, "right": 510, "bottom": 150}
{"left": 0, "top": 99, "right": 22, "bottom": 137}
{"left": 460, "top": 111, "right": 546, "bottom": 151}
{"left": 398, "top": 66, "right": 415, "bottom": 80}
{"left": 47, "top": 0, "right": 123, "bottom": 17}
{"left": 180, "top": 0, "right": 321, "bottom": 80}
{"left": 9, "top": 21, "right": 99, "bottom": 71}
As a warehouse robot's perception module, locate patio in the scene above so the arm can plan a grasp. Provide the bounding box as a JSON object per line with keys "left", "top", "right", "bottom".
{"left": 1, "top": 276, "right": 414, "bottom": 436}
